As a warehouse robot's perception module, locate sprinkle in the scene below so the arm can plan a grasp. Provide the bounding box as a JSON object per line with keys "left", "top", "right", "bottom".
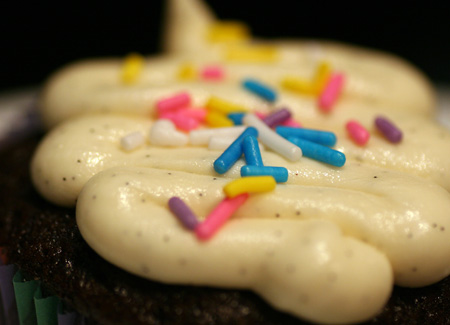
{"left": 149, "top": 119, "right": 188, "bottom": 147}
{"left": 318, "top": 73, "right": 345, "bottom": 112}
{"left": 242, "top": 79, "right": 277, "bottom": 102}
{"left": 168, "top": 197, "right": 199, "bottom": 230}
{"left": 281, "top": 118, "right": 302, "bottom": 128}
{"left": 205, "top": 111, "right": 234, "bottom": 128}
{"left": 206, "top": 96, "right": 248, "bottom": 114}
{"left": 225, "top": 45, "right": 278, "bottom": 63}
{"left": 312, "top": 61, "right": 332, "bottom": 93}
{"left": 201, "top": 65, "right": 225, "bottom": 80}
{"left": 121, "top": 53, "right": 145, "bottom": 85}
{"left": 207, "top": 22, "right": 250, "bottom": 43}
{"left": 240, "top": 165, "right": 288, "bottom": 183}
{"left": 276, "top": 126, "right": 337, "bottom": 147}
{"left": 223, "top": 176, "right": 276, "bottom": 198}
{"left": 287, "top": 137, "right": 346, "bottom": 167}
{"left": 214, "top": 127, "right": 258, "bottom": 174}
{"left": 346, "top": 120, "right": 370, "bottom": 146}
{"left": 189, "top": 126, "right": 246, "bottom": 145}
{"left": 227, "top": 112, "right": 245, "bottom": 125}
{"left": 243, "top": 135, "right": 263, "bottom": 166}
{"left": 159, "top": 111, "right": 200, "bottom": 131}
{"left": 281, "top": 77, "right": 316, "bottom": 95}
{"left": 262, "top": 108, "right": 292, "bottom": 128}
{"left": 195, "top": 193, "right": 249, "bottom": 240}
{"left": 120, "top": 131, "right": 145, "bottom": 151}
{"left": 180, "top": 108, "right": 207, "bottom": 122}
{"left": 156, "top": 92, "right": 191, "bottom": 115}
{"left": 243, "top": 113, "right": 302, "bottom": 161}
{"left": 177, "top": 63, "right": 197, "bottom": 80}
{"left": 375, "top": 116, "right": 402, "bottom": 143}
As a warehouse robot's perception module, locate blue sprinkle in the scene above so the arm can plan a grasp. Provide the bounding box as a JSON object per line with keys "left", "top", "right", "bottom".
{"left": 214, "top": 127, "right": 258, "bottom": 174}
{"left": 241, "top": 165, "right": 288, "bottom": 183}
{"left": 243, "top": 135, "right": 263, "bottom": 166}
{"left": 242, "top": 78, "right": 277, "bottom": 102}
{"left": 287, "top": 136, "right": 345, "bottom": 167}
{"left": 276, "top": 126, "right": 337, "bottom": 147}
{"left": 228, "top": 112, "right": 245, "bottom": 125}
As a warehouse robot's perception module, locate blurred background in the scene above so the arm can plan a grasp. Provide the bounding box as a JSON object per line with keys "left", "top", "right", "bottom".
{"left": 1, "top": 0, "right": 449, "bottom": 92}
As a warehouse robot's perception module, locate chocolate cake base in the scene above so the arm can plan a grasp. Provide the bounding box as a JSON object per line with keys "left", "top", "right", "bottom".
{"left": 0, "top": 136, "right": 449, "bottom": 325}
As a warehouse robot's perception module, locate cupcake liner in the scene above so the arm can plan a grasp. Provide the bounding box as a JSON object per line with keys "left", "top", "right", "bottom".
{"left": 0, "top": 258, "right": 85, "bottom": 325}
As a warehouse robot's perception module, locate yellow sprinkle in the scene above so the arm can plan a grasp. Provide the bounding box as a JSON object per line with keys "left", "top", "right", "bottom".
{"left": 281, "top": 77, "right": 317, "bottom": 95}
{"left": 121, "top": 53, "right": 145, "bottom": 85}
{"left": 225, "top": 45, "right": 279, "bottom": 63}
{"left": 207, "top": 21, "right": 250, "bottom": 43}
{"left": 206, "top": 96, "right": 248, "bottom": 114}
{"left": 312, "top": 61, "right": 332, "bottom": 94}
{"left": 223, "top": 176, "right": 276, "bottom": 198}
{"left": 177, "top": 62, "right": 197, "bottom": 80}
{"left": 205, "top": 111, "right": 234, "bottom": 128}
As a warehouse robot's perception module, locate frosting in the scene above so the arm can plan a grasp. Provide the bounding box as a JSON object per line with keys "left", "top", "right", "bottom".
{"left": 31, "top": 0, "right": 450, "bottom": 323}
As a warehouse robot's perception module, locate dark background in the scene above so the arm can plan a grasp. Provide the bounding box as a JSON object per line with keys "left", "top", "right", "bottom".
{"left": 1, "top": 1, "right": 449, "bottom": 92}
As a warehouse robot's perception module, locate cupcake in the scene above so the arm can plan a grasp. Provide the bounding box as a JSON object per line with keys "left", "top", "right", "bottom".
{"left": 2, "top": 0, "right": 450, "bottom": 324}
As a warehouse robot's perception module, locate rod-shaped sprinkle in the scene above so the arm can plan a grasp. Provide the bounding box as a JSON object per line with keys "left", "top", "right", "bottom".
{"left": 242, "top": 79, "right": 277, "bottom": 102}
{"left": 156, "top": 92, "right": 191, "bottom": 115}
{"left": 214, "top": 127, "right": 258, "bottom": 174}
{"left": 227, "top": 112, "right": 245, "bottom": 125}
{"left": 262, "top": 108, "right": 292, "bottom": 128}
{"left": 149, "top": 119, "right": 188, "bottom": 147}
{"left": 281, "top": 77, "right": 316, "bottom": 95}
{"left": 243, "top": 114, "right": 302, "bottom": 161}
{"left": 288, "top": 137, "right": 346, "bottom": 167}
{"left": 276, "top": 126, "right": 337, "bottom": 147}
{"left": 346, "top": 120, "right": 370, "bottom": 146}
{"left": 243, "top": 135, "right": 264, "bottom": 166}
{"left": 121, "top": 53, "right": 144, "bottom": 84}
{"left": 318, "top": 73, "right": 345, "bottom": 112}
{"left": 205, "top": 111, "right": 234, "bottom": 127}
{"left": 206, "top": 96, "right": 248, "bottom": 114}
{"left": 195, "top": 193, "right": 249, "bottom": 240}
{"left": 159, "top": 112, "right": 200, "bottom": 131}
{"left": 201, "top": 65, "right": 225, "bottom": 80}
{"left": 313, "top": 61, "right": 332, "bottom": 94}
{"left": 240, "top": 165, "right": 288, "bottom": 183}
{"left": 375, "top": 116, "right": 402, "bottom": 143}
{"left": 120, "top": 131, "right": 145, "bottom": 151}
{"left": 223, "top": 176, "right": 276, "bottom": 198}
{"left": 189, "top": 126, "right": 246, "bottom": 145}
{"left": 168, "top": 197, "right": 199, "bottom": 230}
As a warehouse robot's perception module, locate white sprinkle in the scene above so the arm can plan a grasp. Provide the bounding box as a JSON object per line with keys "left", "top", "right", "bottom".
{"left": 149, "top": 119, "right": 188, "bottom": 146}
{"left": 120, "top": 131, "right": 145, "bottom": 151}
{"left": 243, "top": 113, "right": 302, "bottom": 161}
{"left": 189, "top": 125, "right": 246, "bottom": 146}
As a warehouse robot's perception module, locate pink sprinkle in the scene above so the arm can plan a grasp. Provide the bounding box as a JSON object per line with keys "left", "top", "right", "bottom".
{"left": 159, "top": 111, "right": 200, "bottom": 131}
{"left": 281, "top": 118, "right": 301, "bottom": 127}
{"left": 182, "top": 108, "right": 208, "bottom": 122}
{"left": 195, "top": 193, "right": 249, "bottom": 240}
{"left": 156, "top": 92, "right": 191, "bottom": 115}
{"left": 254, "top": 111, "right": 267, "bottom": 120}
{"left": 201, "top": 65, "right": 225, "bottom": 80}
{"left": 346, "top": 120, "right": 370, "bottom": 146}
{"left": 318, "top": 73, "right": 345, "bottom": 112}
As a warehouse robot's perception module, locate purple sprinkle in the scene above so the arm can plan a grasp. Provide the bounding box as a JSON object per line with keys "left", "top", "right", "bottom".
{"left": 262, "top": 108, "right": 291, "bottom": 128}
{"left": 375, "top": 116, "right": 402, "bottom": 143}
{"left": 168, "top": 197, "right": 199, "bottom": 230}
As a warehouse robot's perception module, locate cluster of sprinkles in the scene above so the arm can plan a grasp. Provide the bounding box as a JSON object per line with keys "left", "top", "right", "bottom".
{"left": 118, "top": 21, "right": 404, "bottom": 240}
